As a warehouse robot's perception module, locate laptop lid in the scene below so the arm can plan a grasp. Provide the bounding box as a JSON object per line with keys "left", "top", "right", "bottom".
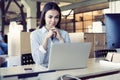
{"left": 48, "top": 42, "right": 91, "bottom": 70}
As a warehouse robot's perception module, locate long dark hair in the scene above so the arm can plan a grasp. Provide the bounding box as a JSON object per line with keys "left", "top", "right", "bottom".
{"left": 39, "top": 2, "right": 61, "bottom": 29}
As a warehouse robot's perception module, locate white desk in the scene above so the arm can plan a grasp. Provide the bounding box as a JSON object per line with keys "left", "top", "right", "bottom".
{"left": 0, "top": 58, "right": 120, "bottom": 80}
{"left": 54, "top": 58, "right": 120, "bottom": 80}
{"left": 88, "top": 73, "right": 120, "bottom": 80}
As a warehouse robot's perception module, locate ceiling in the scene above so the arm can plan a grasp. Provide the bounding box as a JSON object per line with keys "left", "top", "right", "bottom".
{"left": 2, "top": 0, "right": 85, "bottom": 21}
{"left": 2, "top": 0, "right": 109, "bottom": 22}
{"left": 4, "top": 0, "right": 86, "bottom": 13}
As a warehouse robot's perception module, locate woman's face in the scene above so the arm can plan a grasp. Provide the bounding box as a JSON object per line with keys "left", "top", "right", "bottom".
{"left": 45, "top": 9, "right": 59, "bottom": 30}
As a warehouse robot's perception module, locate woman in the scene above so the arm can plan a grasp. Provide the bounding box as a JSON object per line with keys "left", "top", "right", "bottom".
{"left": 30, "top": 2, "right": 70, "bottom": 66}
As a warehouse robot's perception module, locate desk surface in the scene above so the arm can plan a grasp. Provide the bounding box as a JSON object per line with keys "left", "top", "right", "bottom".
{"left": 0, "top": 58, "right": 120, "bottom": 79}
{"left": 88, "top": 73, "right": 120, "bottom": 80}
{"left": 56, "top": 58, "right": 120, "bottom": 78}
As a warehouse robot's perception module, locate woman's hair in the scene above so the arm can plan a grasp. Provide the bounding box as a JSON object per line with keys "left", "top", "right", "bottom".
{"left": 39, "top": 2, "right": 61, "bottom": 29}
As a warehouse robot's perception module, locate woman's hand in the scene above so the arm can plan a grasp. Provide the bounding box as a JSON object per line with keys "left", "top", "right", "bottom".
{"left": 50, "top": 27, "right": 64, "bottom": 42}
{"left": 46, "top": 29, "right": 54, "bottom": 39}
{"left": 42, "top": 27, "right": 64, "bottom": 49}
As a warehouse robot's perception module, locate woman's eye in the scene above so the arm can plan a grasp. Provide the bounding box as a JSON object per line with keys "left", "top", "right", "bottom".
{"left": 49, "top": 16, "right": 53, "bottom": 18}
{"left": 55, "top": 16, "right": 59, "bottom": 19}
{"left": 48, "top": 15, "right": 59, "bottom": 19}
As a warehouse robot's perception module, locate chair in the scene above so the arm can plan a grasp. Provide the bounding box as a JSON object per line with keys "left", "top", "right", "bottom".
{"left": 21, "top": 53, "right": 35, "bottom": 65}
{"left": 0, "top": 57, "right": 5, "bottom": 67}
{"left": 94, "top": 49, "right": 117, "bottom": 58}
{"left": 69, "top": 32, "right": 84, "bottom": 43}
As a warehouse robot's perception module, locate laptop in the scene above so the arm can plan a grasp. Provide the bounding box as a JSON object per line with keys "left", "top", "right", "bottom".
{"left": 43, "top": 42, "right": 91, "bottom": 71}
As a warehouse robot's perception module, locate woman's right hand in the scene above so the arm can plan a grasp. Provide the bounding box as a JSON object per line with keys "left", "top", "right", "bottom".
{"left": 46, "top": 27, "right": 57, "bottom": 39}
{"left": 42, "top": 29, "right": 53, "bottom": 50}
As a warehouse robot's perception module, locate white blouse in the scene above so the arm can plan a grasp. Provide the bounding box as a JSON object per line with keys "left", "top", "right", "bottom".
{"left": 30, "top": 27, "right": 70, "bottom": 65}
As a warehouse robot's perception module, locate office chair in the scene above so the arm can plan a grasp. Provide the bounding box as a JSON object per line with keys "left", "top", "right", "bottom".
{"left": 94, "top": 49, "right": 117, "bottom": 58}
{"left": 0, "top": 57, "right": 5, "bottom": 67}
{"left": 21, "top": 53, "right": 35, "bottom": 65}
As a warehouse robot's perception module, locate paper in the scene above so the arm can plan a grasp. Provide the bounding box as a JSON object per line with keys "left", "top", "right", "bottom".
{"left": 99, "top": 60, "right": 120, "bottom": 67}
{"left": 112, "top": 53, "right": 120, "bottom": 63}
{"left": 105, "top": 52, "right": 114, "bottom": 61}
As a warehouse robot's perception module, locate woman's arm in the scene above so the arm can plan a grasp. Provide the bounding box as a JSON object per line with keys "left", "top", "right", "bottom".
{"left": 30, "top": 32, "right": 47, "bottom": 65}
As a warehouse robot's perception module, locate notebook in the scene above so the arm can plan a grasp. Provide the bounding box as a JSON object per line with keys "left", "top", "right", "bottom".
{"left": 43, "top": 42, "right": 91, "bottom": 71}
